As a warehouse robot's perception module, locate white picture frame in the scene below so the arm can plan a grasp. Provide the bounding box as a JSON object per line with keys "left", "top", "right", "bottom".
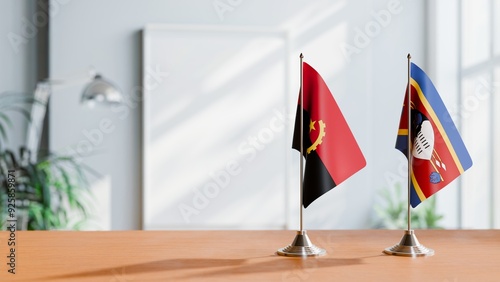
{"left": 142, "top": 24, "right": 292, "bottom": 230}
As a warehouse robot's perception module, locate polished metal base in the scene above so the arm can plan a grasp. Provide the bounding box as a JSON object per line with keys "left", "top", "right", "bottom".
{"left": 277, "top": 230, "right": 326, "bottom": 257}
{"left": 384, "top": 230, "right": 434, "bottom": 257}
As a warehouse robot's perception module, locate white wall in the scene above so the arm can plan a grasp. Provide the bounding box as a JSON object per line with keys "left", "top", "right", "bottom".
{"left": 0, "top": 0, "right": 38, "bottom": 150}
{"left": 49, "top": 0, "right": 425, "bottom": 230}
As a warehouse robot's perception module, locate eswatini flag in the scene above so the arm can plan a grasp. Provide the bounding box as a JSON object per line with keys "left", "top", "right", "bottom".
{"left": 396, "top": 62, "right": 472, "bottom": 207}
{"left": 292, "top": 62, "right": 366, "bottom": 208}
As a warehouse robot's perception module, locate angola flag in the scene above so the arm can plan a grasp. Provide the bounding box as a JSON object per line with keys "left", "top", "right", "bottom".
{"left": 292, "top": 62, "right": 366, "bottom": 208}
{"left": 396, "top": 62, "right": 473, "bottom": 207}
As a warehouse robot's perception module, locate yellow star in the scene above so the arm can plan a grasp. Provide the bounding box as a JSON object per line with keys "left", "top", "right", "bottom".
{"left": 309, "top": 120, "right": 316, "bottom": 132}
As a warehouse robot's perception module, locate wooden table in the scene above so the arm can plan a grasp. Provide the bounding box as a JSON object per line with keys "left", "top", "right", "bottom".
{"left": 0, "top": 230, "right": 499, "bottom": 281}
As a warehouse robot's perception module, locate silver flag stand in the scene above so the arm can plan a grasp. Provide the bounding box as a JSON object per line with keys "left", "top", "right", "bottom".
{"left": 277, "top": 53, "right": 326, "bottom": 257}
{"left": 383, "top": 54, "right": 434, "bottom": 257}
{"left": 277, "top": 230, "right": 326, "bottom": 257}
{"left": 384, "top": 230, "right": 434, "bottom": 257}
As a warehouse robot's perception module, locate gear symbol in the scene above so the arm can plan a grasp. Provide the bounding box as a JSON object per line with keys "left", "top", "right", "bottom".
{"left": 307, "top": 120, "right": 326, "bottom": 154}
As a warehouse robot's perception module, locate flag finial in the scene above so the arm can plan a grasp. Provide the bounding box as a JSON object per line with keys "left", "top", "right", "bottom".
{"left": 300, "top": 53, "right": 303, "bottom": 59}
{"left": 407, "top": 53, "right": 411, "bottom": 59}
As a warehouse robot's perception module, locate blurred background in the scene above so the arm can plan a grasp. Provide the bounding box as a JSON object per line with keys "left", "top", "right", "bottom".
{"left": 0, "top": 0, "right": 498, "bottom": 230}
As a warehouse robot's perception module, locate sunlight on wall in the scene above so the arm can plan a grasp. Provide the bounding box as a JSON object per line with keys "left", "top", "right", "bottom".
{"left": 143, "top": 0, "right": 424, "bottom": 230}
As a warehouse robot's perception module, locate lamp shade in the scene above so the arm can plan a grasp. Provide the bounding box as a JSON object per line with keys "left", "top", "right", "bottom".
{"left": 81, "top": 74, "right": 122, "bottom": 105}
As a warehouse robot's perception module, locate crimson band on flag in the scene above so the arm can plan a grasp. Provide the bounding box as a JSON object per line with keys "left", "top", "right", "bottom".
{"left": 293, "top": 62, "right": 366, "bottom": 208}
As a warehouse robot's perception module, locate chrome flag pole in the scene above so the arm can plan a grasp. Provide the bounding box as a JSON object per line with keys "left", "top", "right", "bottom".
{"left": 277, "top": 53, "right": 325, "bottom": 257}
{"left": 383, "top": 54, "right": 434, "bottom": 257}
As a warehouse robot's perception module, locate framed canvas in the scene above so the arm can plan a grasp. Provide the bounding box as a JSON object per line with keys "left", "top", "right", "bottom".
{"left": 142, "top": 24, "right": 291, "bottom": 229}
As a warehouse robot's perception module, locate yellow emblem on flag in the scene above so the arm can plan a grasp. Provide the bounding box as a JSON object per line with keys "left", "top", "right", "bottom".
{"left": 307, "top": 119, "right": 326, "bottom": 154}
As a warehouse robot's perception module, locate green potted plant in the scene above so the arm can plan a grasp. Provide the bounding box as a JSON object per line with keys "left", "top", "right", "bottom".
{"left": 373, "top": 182, "right": 444, "bottom": 229}
{"left": 0, "top": 92, "right": 93, "bottom": 230}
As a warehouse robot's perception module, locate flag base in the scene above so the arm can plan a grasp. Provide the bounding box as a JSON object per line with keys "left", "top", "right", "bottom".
{"left": 277, "top": 230, "right": 326, "bottom": 257}
{"left": 383, "top": 230, "right": 434, "bottom": 257}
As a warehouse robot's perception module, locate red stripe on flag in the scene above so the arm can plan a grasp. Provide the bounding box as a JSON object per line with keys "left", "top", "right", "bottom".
{"left": 410, "top": 85, "right": 462, "bottom": 198}
{"left": 302, "top": 63, "right": 366, "bottom": 184}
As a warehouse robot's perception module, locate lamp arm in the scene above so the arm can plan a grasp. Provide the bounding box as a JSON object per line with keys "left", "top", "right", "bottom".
{"left": 25, "top": 82, "right": 51, "bottom": 162}
{"left": 25, "top": 67, "right": 96, "bottom": 161}
{"left": 44, "top": 67, "right": 96, "bottom": 90}
{"left": 25, "top": 67, "right": 120, "bottom": 161}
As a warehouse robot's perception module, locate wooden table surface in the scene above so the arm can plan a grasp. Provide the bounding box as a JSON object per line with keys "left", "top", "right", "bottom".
{"left": 0, "top": 230, "right": 499, "bottom": 281}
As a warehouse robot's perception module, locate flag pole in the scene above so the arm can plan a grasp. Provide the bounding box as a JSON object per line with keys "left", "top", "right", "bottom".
{"left": 299, "top": 52, "right": 304, "bottom": 232}
{"left": 406, "top": 53, "right": 412, "bottom": 232}
{"left": 277, "top": 53, "right": 325, "bottom": 257}
{"left": 383, "top": 53, "right": 434, "bottom": 257}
